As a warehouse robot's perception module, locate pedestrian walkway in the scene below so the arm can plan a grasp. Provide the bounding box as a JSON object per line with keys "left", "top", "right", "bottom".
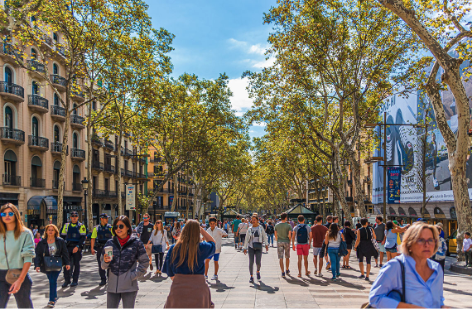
{"left": 7, "top": 237, "right": 472, "bottom": 308}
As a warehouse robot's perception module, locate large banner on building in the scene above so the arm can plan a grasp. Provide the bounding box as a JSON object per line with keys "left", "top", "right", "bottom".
{"left": 372, "top": 66, "right": 472, "bottom": 204}
{"left": 387, "top": 167, "right": 401, "bottom": 204}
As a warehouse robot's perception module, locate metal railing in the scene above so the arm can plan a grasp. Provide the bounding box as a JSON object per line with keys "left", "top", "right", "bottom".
{"left": 70, "top": 115, "right": 85, "bottom": 126}
{"left": 50, "top": 74, "right": 66, "bottom": 87}
{"left": 92, "top": 135, "right": 103, "bottom": 146}
{"left": 2, "top": 174, "right": 20, "bottom": 186}
{"left": 92, "top": 161, "right": 104, "bottom": 171}
{"left": 42, "top": 34, "right": 53, "bottom": 46}
{"left": 51, "top": 142, "right": 67, "bottom": 154}
{"left": 71, "top": 148, "right": 85, "bottom": 159}
{"left": 27, "top": 59, "right": 46, "bottom": 73}
{"left": 72, "top": 90, "right": 84, "bottom": 99}
{"left": 0, "top": 81, "right": 24, "bottom": 98}
{"left": 28, "top": 135, "right": 48, "bottom": 149}
{"left": 104, "top": 140, "right": 114, "bottom": 150}
{"left": 1, "top": 42, "right": 22, "bottom": 59}
{"left": 0, "top": 127, "right": 25, "bottom": 142}
{"left": 28, "top": 95, "right": 48, "bottom": 109}
{"left": 104, "top": 164, "right": 115, "bottom": 173}
{"left": 31, "top": 177, "right": 45, "bottom": 188}
{"left": 51, "top": 105, "right": 66, "bottom": 117}
{"left": 125, "top": 169, "right": 132, "bottom": 177}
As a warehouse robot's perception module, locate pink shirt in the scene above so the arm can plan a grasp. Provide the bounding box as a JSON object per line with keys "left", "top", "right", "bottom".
{"left": 34, "top": 238, "right": 41, "bottom": 247}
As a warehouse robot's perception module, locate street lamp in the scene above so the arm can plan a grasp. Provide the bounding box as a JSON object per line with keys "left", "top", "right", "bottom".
{"left": 81, "top": 178, "right": 89, "bottom": 227}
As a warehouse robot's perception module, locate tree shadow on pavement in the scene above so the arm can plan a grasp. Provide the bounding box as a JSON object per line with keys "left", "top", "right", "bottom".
{"left": 208, "top": 280, "right": 235, "bottom": 293}
{"left": 301, "top": 277, "right": 329, "bottom": 286}
{"left": 250, "top": 281, "right": 279, "bottom": 293}
{"left": 138, "top": 273, "right": 152, "bottom": 282}
{"left": 80, "top": 286, "right": 107, "bottom": 299}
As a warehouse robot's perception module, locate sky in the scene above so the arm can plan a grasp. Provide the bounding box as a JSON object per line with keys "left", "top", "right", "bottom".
{"left": 145, "top": 0, "right": 277, "bottom": 139}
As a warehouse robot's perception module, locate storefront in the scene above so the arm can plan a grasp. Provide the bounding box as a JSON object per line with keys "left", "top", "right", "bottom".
{"left": 27, "top": 196, "right": 58, "bottom": 227}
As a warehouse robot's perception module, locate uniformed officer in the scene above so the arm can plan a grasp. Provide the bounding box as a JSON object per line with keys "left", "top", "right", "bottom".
{"left": 90, "top": 213, "right": 113, "bottom": 286}
{"left": 60, "top": 211, "right": 87, "bottom": 287}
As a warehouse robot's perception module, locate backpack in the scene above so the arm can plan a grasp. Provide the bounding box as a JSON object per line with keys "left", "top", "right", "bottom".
{"left": 266, "top": 225, "right": 274, "bottom": 234}
{"left": 296, "top": 224, "right": 308, "bottom": 244}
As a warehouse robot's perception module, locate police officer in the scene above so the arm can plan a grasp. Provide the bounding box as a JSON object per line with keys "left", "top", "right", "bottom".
{"left": 60, "top": 211, "right": 87, "bottom": 287}
{"left": 90, "top": 213, "right": 113, "bottom": 286}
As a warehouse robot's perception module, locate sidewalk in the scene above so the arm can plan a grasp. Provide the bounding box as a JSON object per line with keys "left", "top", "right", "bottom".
{"left": 6, "top": 237, "right": 473, "bottom": 308}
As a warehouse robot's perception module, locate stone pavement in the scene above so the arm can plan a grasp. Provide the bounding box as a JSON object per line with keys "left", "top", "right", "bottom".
{"left": 6, "top": 237, "right": 473, "bottom": 308}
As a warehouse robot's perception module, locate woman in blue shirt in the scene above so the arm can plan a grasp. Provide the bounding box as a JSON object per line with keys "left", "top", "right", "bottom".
{"left": 370, "top": 223, "right": 446, "bottom": 308}
{"left": 164, "top": 220, "right": 215, "bottom": 308}
{"left": 382, "top": 221, "right": 409, "bottom": 261}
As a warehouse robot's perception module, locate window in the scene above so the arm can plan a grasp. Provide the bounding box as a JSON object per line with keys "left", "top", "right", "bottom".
{"left": 73, "top": 165, "right": 80, "bottom": 185}
{"left": 72, "top": 103, "right": 77, "bottom": 115}
{"left": 73, "top": 132, "right": 78, "bottom": 149}
{"left": 53, "top": 161, "right": 61, "bottom": 189}
{"left": 31, "top": 116, "right": 38, "bottom": 137}
{"left": 54, "top": 94, "right": 60, "bottom": 106}
{"left": 4, "top": 150, "right": 17, "bottom": 185}
{"left": 31, "top": 156, "right": 42, "bottom": 186}
{"left": 4, "top": 67, "right": 12, "bottom": 84}
{"left": 31, "top": 48, "right": 37, "bottom": 60}
{"left": 53, "top": 33, "right": 58, "bottom": 43}
{"left": 92, "top": 101, "right": 96, "bottom": 111}
{"left": 5, "top": 106, "right": 13, "bottom": 129}
{"left": 53, "top": 126, "right": 60, "bottom": 143}
{"left": 32, "top": 81, "right": 39, "bottom": 95}
{"left": 53, "top": 63, "right": 59, "bottom": 75}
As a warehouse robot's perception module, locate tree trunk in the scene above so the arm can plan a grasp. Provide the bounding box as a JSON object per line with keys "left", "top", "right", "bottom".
{"left": 57, "top": 108, "right": 71, "bottom": 228}
{"left": 117, "top": 130, "right": 123, "bottom": 216}
{"left": 332, "top": 152, "right": 352, "bottom": 222}
{"left": 350, "top": 155, "right": 367, "bottom": 218}
{"left": 170, "top": 173, "right": 178, "bottom": 212}
{"left": 86, "top": 120, "right": 93, "bottom": 231}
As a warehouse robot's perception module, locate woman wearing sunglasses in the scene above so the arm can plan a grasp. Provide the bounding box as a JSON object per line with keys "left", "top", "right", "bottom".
{"left": 147, "top": 220, "right": 169, "bottom": 276}
{"left": 0, "top": 203, "right": 35, "bottom": 308}
{"left": 102, "top": 216, "right": 149, "bottom": 308}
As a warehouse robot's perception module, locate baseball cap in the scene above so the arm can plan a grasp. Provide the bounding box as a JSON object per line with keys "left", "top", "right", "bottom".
{"left": 99, "top": 213, "right": 108, "bottom": 219}
{"left": 70, "top": 211, "right": 78, "bottom": 216}
{"left": 393, "top": 220, "right": 399, "bottom": 225}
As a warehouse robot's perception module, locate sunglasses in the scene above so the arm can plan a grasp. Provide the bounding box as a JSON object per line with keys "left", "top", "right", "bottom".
{"left": 70, "top": 215, "right": 78, "bottom": 218}
{"left": 143, "top": 217, "right": 149, "bottom": 219}
{"left": 0, "top": 212, "right": 14, "bottom": 217}
{"left": 114, "top": 224, "right": 125, "bottom": 230}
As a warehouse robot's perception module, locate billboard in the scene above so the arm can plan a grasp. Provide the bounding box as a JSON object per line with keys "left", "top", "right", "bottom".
{"left": 126, "top": 185, "right": 135, "bottom": 210}
{"left": 372, "top": 70, "right": 472, "bottom": 204}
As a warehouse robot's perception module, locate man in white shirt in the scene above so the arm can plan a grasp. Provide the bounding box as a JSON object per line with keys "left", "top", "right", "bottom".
{"left": 205, "top": 217, "right": 228, "bottom": 280}
{"left": 463, "top": 232, "right": 472, "bottom": 267}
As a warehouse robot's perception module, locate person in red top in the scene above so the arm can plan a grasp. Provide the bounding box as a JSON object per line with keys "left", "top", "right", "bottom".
{"left": 311, "top": 215, "right": 328, "bottom": 277}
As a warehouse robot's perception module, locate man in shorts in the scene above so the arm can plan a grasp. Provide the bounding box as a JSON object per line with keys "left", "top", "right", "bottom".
{"left": 232, "top": 215, "right": 242, "bottom": 249}
{"left": 373, "top": 216, "right": 386, "bottom": 267}
{"left": 311, "top": 215, "right": 328, "bottom": 277}
{"left": 274, "top": 213, "right": 292, "bottom": 277}
{"left": 292, "top": 215, "right": 312, "bottom": 277}
{"left": 205, "top": 217, "right": 228, "bottom": 280}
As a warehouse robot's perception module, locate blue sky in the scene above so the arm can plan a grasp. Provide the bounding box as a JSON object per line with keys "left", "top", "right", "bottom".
{"left": 145, "top": 0, "right": 277, "bottom": 139}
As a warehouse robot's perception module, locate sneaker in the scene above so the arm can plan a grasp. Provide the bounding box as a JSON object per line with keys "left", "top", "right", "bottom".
{"left": 374, "top": 264, "right": 378, "bottom": 268}
{"left": 331, "top": 277, "right": 337, "bottom": 281}
{"left": 211, "top": 275, "right": 218, "bottom": 280}
{"left": 365, "top": 277, "right": 370, "bottom": 281}
{"left": 379, "top": 263, "right": 383, "bottom": 267}
{"left": 70, "top": 282, "right": 78, "bottom": 287}
{"left": 249, "top": 276, "right": 254, "bottom": 283}
{"left": 99, "top": 279, "right": 106, "bottom": 287}
{"left": 317, "top": 273, "right": 323, "bottom": 277}
{"left": 46, "top": 301, "right": 56, "bottom": 308}
{"left": 286, "top": 269, "right": 290, "bottom": 275}
{"left": 282, "top": 272, "right": 286, "bottom": 278}
{"left": 336, "top": 274, "right": 340, "bottom": 278}
{"left": 358, "top": 275, "right": 365, "bottom": 279}
{"left": 257, "top": 272, "right": 261, "bottom": 280}
{"left": 61, "top": 282, "right": 70, "bottom": 288}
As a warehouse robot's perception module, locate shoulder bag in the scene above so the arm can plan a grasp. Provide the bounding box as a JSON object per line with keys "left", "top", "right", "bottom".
{"left": 43, "top": 241, "right": 63, "bottom": 272}
{"left": 368, "top": 228, "right": 380, "bottom": 251}
{"left": 3, "top": 235, "right": 23, "bottom": 285}
{"left": 361, "top": 259, "right": 406, "bottom": 308}
{"left": 152, "top": 244, "right": 163, "bottom": 254}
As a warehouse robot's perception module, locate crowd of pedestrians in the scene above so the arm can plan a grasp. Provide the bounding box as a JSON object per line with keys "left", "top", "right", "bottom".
{"left": 0, "top": 201, "right": 461, "bottom": 308}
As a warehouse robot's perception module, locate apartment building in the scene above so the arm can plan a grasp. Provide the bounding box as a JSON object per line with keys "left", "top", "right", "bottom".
{"left": 0, "top": 31, "right": 87, "bottom": 227}
{"left": 308, "top": 179, "right": 333, "bottom": 215}
{"left": 146, "top": 151, "right": 197, "bottom": 222}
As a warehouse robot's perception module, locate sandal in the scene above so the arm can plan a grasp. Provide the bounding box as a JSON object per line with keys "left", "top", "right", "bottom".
{"left": 297, "top": 274, "right": 302, "bottom": 278}
{"left": 346, "top": 266, "right": 353, "bottom": 270}
{"left": 306, "top": 271, "right": 311, "bottom": 276}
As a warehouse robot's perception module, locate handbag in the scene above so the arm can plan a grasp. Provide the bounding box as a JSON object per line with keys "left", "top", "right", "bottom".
{"left": 251, "top": 227, "right": 263, "bottom": 251}
{"left": 368, "top": 228, "right": 380, "bottom": 251}
{"left": 151, "top": 244, "right": 163, "bottom": 254}
{"left": 338, "top": 240, "right": 348, "bottom": 257}
{"left": 43, "top": 255, "right": 63, "bottom": 272}
{"left": 360, "top": 259, "right": 405, "bottom": 308}
{"left": 3, "top": 236, "right": 23, "bottom": 285}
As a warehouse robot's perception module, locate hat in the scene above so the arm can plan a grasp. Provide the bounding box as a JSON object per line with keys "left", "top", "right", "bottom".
{"left": 436, "top": 222, "right": 443, "bottom": 228}
{"left": 393, "top": 220, "right": 399, "bottom": 225}
{"left": 70, "top": 211, "right": 78, "bottom": 216}
{"left": 99, "top": 213, "right": 108, "bottom": 219}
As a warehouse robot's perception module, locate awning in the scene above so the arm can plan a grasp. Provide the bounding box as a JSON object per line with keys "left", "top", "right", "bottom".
{"left": 4, "top": 150, "right": 17, "bottom": 162}
{"left": 388, "top": 207, "right": 396, "bottom": 215}
{"left": 27, "top": 196, "right": 58, "bottom": 211}
{"left": 434, "top": 207, "right": 446, "bottom": 219}
{"left": 408, "top": 207, "right": 417, "bottom": 217}
{"left": 398, "top": 207, "right": 407, "bottom": 216}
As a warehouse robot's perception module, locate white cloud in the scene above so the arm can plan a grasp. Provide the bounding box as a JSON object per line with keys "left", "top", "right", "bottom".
{"left": 228, "top": 38, "right": 268, "bottom": 56}
{"left": 252, "top": 56, "right": 275, "bottom": 69}
{"left": 228, "top": 38, "right": 247, "bottom": 49}
{"left": 228, "top": 77, "right": 253, "bottom": 112}
{"left": 248, "top": 44, "right": 266, "bottom": 55}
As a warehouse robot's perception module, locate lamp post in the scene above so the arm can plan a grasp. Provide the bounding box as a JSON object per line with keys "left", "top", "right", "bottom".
{"left": 81, "top": 177, "right": 89, "bottom": 228}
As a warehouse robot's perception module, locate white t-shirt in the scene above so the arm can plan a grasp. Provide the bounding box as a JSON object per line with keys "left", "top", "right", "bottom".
{"left": 463, "top": 237, "right": 472, "bottom": 252}
{"left": 148, "top": 230, "right": 168, "bottom": 253}
{"left": 207, "top": 227, "right": 227, "bottom": 254}
{"left": 238, "top": 222, "right": 249, "bottom": 234}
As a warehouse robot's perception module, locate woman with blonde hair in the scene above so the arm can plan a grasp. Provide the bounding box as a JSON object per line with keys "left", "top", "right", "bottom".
{"left": 163, "top": 219, "right": 216, "bottom": 308}
{"left": 0, "top": 203, "right": 35, "bottom": 308}
{"left": 370, "top": 223, "right": 446, "bottom": 308}
{"left": 147, "top": 220, "right": 169, "bottom": 275}
{"left": 34, "top": 224, "right": 70, "bottom": 308}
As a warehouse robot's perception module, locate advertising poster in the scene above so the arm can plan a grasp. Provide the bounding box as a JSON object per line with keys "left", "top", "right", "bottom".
{"left": 126, "top": 185, "right": 135, "bottom": 210}
{"left": 387, "top": 167, "right": 401, "bottom": 204}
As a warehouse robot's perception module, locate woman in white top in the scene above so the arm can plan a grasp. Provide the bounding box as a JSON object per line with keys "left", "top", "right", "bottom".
{"left": 325, "top": 223, "right": 345, "bottom": 281}
{"left": 147, "top": 220, "right": 169, "bottom": 275}
{"left": 237, "top": 219, "right": 249, "bottom": 250}
{"left": 243, "top": 216, "right": 268, "bottom": 283}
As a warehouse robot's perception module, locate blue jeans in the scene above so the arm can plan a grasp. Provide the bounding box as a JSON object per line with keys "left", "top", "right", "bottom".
{"left": 0, "top": 270, "right": 33, "bottom": 308}
{"left": 268, "top": 234, "right": 274, "bottom": 246}
{"left": 327, "top": 248, "right": 340, "bottom": 279}
{"left": 46, "top": 270, "right": 61, "bottom": 302}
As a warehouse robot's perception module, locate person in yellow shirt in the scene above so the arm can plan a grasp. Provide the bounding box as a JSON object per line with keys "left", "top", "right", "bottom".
{"left": 91, "top": 213, "right": 113, "bottom": 286}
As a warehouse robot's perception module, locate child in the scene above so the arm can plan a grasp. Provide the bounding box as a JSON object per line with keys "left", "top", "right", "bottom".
{"left": 204, "top": 217, "right": 228, "bottom": 280}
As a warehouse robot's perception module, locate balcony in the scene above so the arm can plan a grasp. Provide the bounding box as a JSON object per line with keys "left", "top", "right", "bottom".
{"left": 121, "top": 147, "right": 133, "bottom": 157}
{"left": 51, "top": 105, "right": 66, "bottom": 121}
{"left": 71, "top": 90, "right": 85, "bottom": 102}
{"left": 31, "top": 177, "right": 45, "bottom": 188}
{"left": 2, "top": 174, "right": 20, "bottom": 186}
{"left": 92, "top": 189, "right": 106, "bottom": 198}
{"left": 52, "top": 180, "right": 63, "bottom": 190}
{"left": 92, "top": 135, "right": 103, "bottom": 147}
{"left": 0, "top": 127, "right": 25, "bottom": 145}
{"left": 28, "top": 135, "right": 49, "bottom": 151}
{"left": 125, "top": 169, "right": 132, "bottom": 178}
{"left": 51, "top": 142, "right": 67, "bottom": 156}
{"left": 120, "top": 168, "right": 125, "bottom": 176}
{"left": 345, "top": 196, "right": 354, "bottom": 202}
{"left": 42, "top": 34, "right": 53, "bottom": 47}
{"left": 0, "top": 42, "right": 22, "bottom": 65}
{"left": 104, "top": 139, "right": 114, "bottom": 151}
{"left": 136, "top": 172, "right": 147, "bottom": 180}
{"left": 50, "top": 74, "right": 66, "bottom": 92}
{"left": 108, "top": 191, "right": 117, "bottom": 198}
{"left": 104, "top": 163, "right": 115, "bottom": 174}
{"left": 28, "top": 95, "right": 49, "bottom": 113}
{"left": 152, "top": 156, "right": 162, "bottom": 163}
{"left": 54, "top": 45, "right": 66, "bottom": 58}
{"left": 27, "top": 59, "right": 46, "bottom": 78}
{"left": 70, "top": 115, "right": 85, "bottom": 129}
{"left": 92, "top": 161, "right": 104, "bottom": 171}
{"left": 72, "top": 182, "right": 82, "bottom": 192}
{"left": 71, "top": 148, "right": 85, "bottom": 161}
{"left": 0, "top": 81, "right": 24, "bottom": 102}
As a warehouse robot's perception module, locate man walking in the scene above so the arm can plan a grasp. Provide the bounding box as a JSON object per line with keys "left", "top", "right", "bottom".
{"left": 311, "top": 215, "right": 328, "bottom": 277}
{"left": 463, "top": 232, "right": 472, "bottom": 267}
{"left": 373, "top": 216, "right": 386, "bottom": 267}
{"left": 60, "top": 211, "right": 87, "bottom": 287}
{"left": 232, "top": 215, "right": 242, "bottom": 249}
{"left": 136, "top": 213, "right": 154, "bottom": 270}
{"left": 274, "top": 213, "right": 292, "bottom": 277}
{"left": 205, "top": 217, "right": 228, "bottom": 280}
{"left": 90, "top": 213, "right": 113, "bottom": 286}
{"left": 292, "top": 215, "right": 312, "bottom": 277}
